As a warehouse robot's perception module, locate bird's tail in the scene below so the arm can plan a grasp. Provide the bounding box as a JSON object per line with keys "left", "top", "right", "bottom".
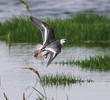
{"left": 20, "top": 0, "right": 32, "bottom": 16}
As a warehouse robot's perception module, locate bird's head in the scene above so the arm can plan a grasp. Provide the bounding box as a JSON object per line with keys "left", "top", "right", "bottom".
{"left": 60, "top": 39, "right": 67, "bottom": 45}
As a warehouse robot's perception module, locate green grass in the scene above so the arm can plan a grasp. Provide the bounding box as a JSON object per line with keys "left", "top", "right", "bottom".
{"left": 0, "top": 13, "right": 110, "bottom": 44}
{"left": 0, "top": 17, "right": 42, "bottom": 43}
{"left": 56, "top": 55, "right": 110, "bottom": 71}
{"left": 40, "top": 75, "right": 92, "bottom": 86}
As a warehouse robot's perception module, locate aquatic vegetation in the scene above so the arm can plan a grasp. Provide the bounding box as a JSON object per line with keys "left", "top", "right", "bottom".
{"left": 56, "top": 55, "right": 110, "bottom": 71}
{"left": 40, "top": 75, "right": 92, "bottom": 86}
{"left": 0, "top": 14, "right": 110, "bottom": 44}
{"left": 23, "top": 67, "right": 92, "bottom": 87}
{"left": 74, "top": 55, "right": 110, "bottom": 71}
{"left": 0, "top": 17, "right": 42, "bottom": 43}
{"left": 1, "top": 66, "right": 93, "bottom": 100}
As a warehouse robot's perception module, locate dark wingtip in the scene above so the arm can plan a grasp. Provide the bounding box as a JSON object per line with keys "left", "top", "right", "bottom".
{"left": 46, "top": 62, "right": 50, "bottom": 67}
{"left": 30, "top": 16, "right": 37, "bottom": 23}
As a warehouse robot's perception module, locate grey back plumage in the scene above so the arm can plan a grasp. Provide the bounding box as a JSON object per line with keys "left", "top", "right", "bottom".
{"left": 46, "top": 40, "right": 61, "bottom": 52}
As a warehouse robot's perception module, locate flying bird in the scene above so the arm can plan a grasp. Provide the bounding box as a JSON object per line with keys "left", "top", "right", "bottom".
{"left": 30, "top": 16, "right": 67, "bottom": 66}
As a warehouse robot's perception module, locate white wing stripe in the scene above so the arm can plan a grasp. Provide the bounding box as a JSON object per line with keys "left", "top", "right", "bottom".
{"left": 45, "top": 48, "right": 56, "bottom": 54}
{"left": 42, "top": 24, "right": 47, "bottom": 45}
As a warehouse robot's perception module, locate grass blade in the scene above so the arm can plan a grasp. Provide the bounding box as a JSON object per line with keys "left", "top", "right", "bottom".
{"left": 32, "top": 87, "right": 47, "bottom": 99}
{"left": 23, "top": 67, "right": 41, "bottom": 79}
{"left": 3, "top": 93, "right": 9, "bottom": 100}
{"left": 20, "top": 0, "right": 32, "bottom": 15}
{"left": 23, "top": 92, "right": 25, "bottom": 100}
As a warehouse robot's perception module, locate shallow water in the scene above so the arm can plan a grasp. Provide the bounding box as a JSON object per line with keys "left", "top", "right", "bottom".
{"left": 0, "top": 41, "right": 110, "bottom": 100}
{"left": 0, "top": 0, "right": 110, "bottom": 21}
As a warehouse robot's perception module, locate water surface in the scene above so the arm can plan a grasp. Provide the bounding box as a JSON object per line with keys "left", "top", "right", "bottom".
{"left": 0, "top": 41, "right": 110, "bottom": 100}
{"left": 0, "top": 0, "right": 110, "bottom": 21}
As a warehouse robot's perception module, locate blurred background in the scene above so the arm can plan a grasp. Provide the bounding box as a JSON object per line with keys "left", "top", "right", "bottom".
{"left": 0, "top": 0, "right": 110, "bottom": 21}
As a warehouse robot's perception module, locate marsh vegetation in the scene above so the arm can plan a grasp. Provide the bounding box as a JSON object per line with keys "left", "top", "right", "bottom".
{"left": 40, "top": 75, "right": 93, "bottom": 86}
{"left": 0, "top": 14, "right": 110, "bottom": 45}
{"left": 56, "top": 55, "right": 110, "bottom": 71}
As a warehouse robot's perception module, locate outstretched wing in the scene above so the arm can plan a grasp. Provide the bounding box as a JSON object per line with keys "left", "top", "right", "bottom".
{"left": 30, "top": 16, "right": 56, "bottom": 47}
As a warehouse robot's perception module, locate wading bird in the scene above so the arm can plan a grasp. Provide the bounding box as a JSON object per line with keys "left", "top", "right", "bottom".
{"left": 30, "top": 16, "right": 67, "bottom": 66}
